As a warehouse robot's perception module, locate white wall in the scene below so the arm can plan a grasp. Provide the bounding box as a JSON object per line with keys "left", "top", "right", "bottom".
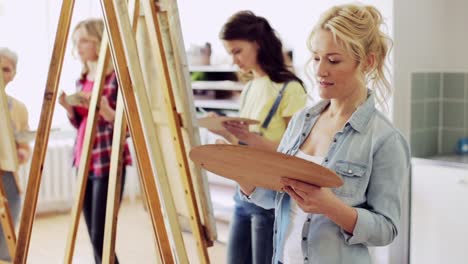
{"left": 178, "top": 0, "right": 393, "bottom": 96}
{"left": 0, "top": 0, "right": 103, "bottom": 130}
{"left": 393, "top": 0, "right": 468, "bottom": 138}
{"left": 444, "top": 0, "right": 468, "bottom": 71}
{"left": 1, "top": 0, "right": 393, "bottom": 130}
{"left": 392, "top": 2, "right": 446, "bottom": 262}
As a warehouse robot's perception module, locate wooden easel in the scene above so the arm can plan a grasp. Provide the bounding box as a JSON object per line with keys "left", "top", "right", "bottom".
{"left": 13, "top": 0, "right": 215, "bottom": 263}
{"left": 0, "top": 53, "right": 19, "bottom": 263}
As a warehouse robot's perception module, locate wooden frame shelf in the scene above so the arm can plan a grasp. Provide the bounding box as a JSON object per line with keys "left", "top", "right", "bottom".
{"left": 192, "top": 80, "right": 243, "bottom": 91}
{"left": 189, "top": 65, "right": 237, "bottom": 72}
{"left": 194, "top": 98, "right": 240, "bottom": 110}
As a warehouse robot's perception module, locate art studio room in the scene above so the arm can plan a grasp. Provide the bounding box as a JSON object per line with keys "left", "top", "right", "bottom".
{"left": 0, "top": 0, "right": 467, "bottom": 263}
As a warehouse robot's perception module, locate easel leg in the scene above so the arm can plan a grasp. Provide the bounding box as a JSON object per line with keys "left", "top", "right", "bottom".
{"left": 14, "top": 0, "right": 74, "bottom": 263}
{"left": 102, "top": 0, "right": 177, "bottom": 263}
{"left": 142, "top": 1, "right": 211, "bottom": 261}
{"left": 63, "top": 33, "right": 113, "bottom": 264}
{"left": 102, "top": 2, "right": 139, "bottom": 262}
{"left": 102, "top": 90, "right": 126, "bottom": 264}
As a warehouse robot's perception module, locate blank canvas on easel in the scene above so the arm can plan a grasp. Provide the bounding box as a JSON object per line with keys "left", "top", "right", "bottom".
{"left": 138, "top": 1, "right": 217, "bottom": 243}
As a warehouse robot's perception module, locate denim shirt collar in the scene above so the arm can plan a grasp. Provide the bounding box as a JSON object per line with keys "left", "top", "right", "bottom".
{"left": 305, "top": 89, "right": 376, "bottom": 133}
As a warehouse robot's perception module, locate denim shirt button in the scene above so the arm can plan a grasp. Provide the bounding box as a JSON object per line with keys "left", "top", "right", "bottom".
{"left": 307, "top": 218, "right": 311, "bottom": 222}
{"left": 306, "top": 113, "right": 310, "bottom": 117}
{"left": 304, "top": 257, "right": 309, "bottom": 261}
{"left": 302, "top": 133, "right": 306, "bottom": 137}
{"left": 333, "top": 138, "right": 337, "bottom": 142}
{"left": 324, "top": 158, "right": 329, "bottom": 162}
{"left": 302, "top": 237, "right": 307, "bottom": 241}
{"left": 274, "top": 230, "right": 277, "bottom": 234}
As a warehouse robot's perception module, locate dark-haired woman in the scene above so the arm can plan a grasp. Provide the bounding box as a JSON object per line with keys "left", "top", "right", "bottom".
{"left": 214, "top": 11, "right": 307, "bottom": 264}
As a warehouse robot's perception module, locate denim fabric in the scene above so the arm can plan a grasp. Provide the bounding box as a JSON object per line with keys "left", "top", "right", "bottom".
{"left": 241, "top": 92, "right": 411, "bottom": 264}
{"left": 227, "top": 189, "right": 275, "bottom": 264}
{"left": 0, "top": 172, "right": 21, "bottom": 261}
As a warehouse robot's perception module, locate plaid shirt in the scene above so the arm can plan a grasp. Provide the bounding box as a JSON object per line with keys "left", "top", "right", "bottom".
{"left": 68, "top": 71, "right": 132, "bottom": 178}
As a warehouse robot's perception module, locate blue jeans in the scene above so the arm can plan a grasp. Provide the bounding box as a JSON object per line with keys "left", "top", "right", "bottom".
{"left": 0, "top": 172, "right": 21, "bottom": 261}
{"left": 227, "top": 190, "right": 275, "bottom": 264}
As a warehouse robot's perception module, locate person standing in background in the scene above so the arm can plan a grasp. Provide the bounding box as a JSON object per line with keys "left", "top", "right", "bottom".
{"left": 210, "top": 11, "right": 307, "bottom": 264}
{"left": 58, "top": 18, "right": 132, "bottom": 264}
{"left": 0, "top": 47, "right": 31, "bottom": 261}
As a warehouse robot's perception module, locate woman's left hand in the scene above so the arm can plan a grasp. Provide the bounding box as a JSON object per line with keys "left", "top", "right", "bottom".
{"left": 223, "top": 120, "right": 249, "bottom": 138}
{"left": 223, "top": 120, "right": 262, "bottom": 145}
{"left": 100, "top": 96, "right": 111, "bottom": 111}
{"left": 16, "top": 144, "right": 31, "bottom": 164}
{"left": 281, "top": 177, "right": 339, "bottom": 215}
{"left": 99, "top": 96, "right": 115, "bottom": 121}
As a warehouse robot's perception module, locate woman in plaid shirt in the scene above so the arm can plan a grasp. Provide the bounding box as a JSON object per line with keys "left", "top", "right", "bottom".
{"left": 58, "top": 18, "right": 132, "bottom": 264}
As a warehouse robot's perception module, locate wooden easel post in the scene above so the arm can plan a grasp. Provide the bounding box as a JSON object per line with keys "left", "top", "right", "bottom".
{"left": 141, "top": 1, "right": 211, "bottom": 261}
{"left": 103, "top": 0, "right": 218, "bottom": 262}
{"left": 156, "top": 2, "right": 217, "bottom": 242}
{"left": 62, "top": 30, "right": 113, "bottom": 263}
{"left": 13, "top": 0, "right": 215, "bottom": 263}
{"left": 13, "top": 1, "right": 74, "bottom": 263}
{"left": 102, "top": 0, "right": 137, "bottom": 263}
{"left": 101, "top": 0, "right": 183, "bottom": 262}
{"left": 65, "top": 0, "right": 177, "bottom": 263}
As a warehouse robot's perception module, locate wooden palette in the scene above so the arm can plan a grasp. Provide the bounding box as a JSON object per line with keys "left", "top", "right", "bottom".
{"left": 197, "top": 116, "right": 259, "bottom": 130}
{"left": 189, "top": 144, "right": 343, "bottom": 191}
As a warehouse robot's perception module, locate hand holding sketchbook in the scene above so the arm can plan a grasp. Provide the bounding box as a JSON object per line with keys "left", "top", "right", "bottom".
{"left": 189, "top": 144, "right": 343, "bottom": 191}
{"left": 197, "top": 116, "right": 259, "bottom": 131}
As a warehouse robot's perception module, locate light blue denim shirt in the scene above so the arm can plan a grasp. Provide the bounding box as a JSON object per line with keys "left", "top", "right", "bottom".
{"left": 241, "top": 92, "right": 411, "bottom": 264}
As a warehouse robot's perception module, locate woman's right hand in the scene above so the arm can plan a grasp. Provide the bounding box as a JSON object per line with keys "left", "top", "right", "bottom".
{"left": 58, "top": 91, "right": 75, "bottom": 116}
{"left": 206, "top": 111, "right": 228, "bottom": 137}
{"left": 59, "top": 91, "right": 72, "bottom": 110}
{"left": 204, "top": 111, "right": 239, "bottom": 144}
{"left": 58, "top": 91, "right": 70, "bottom": 108}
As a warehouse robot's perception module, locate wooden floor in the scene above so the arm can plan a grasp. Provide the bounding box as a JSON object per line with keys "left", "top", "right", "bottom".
{"left": 25, "top": 199, "right": 228, "bottom": 263}
{"left": 21, "top": 183, "right": 390, "bottom": 263}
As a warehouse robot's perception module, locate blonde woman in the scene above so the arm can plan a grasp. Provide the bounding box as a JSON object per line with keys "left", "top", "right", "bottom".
{"left": 237, "top": 4, "right": 410, "bottom": 264}
{"left": 58, "top": 19, "right": 132, "bottom": 264}
{"left": 0, "top": 47, "right": 30, "bottom": 261}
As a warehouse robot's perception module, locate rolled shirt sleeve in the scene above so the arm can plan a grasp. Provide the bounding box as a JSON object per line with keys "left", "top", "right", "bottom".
{"left": 341, "top": 132, "right": 410, "bottom": 246}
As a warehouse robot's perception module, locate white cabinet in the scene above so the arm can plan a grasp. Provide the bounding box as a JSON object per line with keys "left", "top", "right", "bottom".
{"left": 410, "top": 161, "right": 468, "bottom": 264}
